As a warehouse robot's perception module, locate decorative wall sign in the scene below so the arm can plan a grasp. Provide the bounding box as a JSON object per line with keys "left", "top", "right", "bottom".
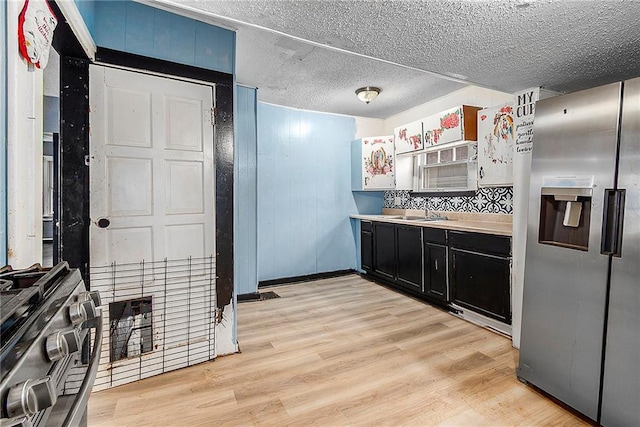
{"left": 513, "top": 88, "right": 540, "bottom": 154}
{"left": 18, "top": 0, "right": 57, "bottom": 68}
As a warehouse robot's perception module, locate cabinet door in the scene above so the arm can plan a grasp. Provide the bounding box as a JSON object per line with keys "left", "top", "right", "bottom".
{"left": 362, "top": 136, "right": 395, "bottom": 190}
{"left": 422, "top": 106, "right": 464, "bottom": 147}
{"left": 394, "top": 120, "right": 423, "bottom": 154}
{"left": 394, "top": 155, "right": 414, "bottom": 191}
{"left": 422, "top": 105, "right": 482, "bottom": 148}
{"left": 450, "top": 248, "right": 511, "bottom": 324}
{"left": 425, "top": 243, "right": 448, "bottom": 301}
{"left": 477, "top": 104, "right": 515, "bottom": 186}
{"left": 361, "top": 229, "right": 372, "bottom": 271}
{"left": 373, "top": 222, "right": 395, "bottom": 280}
{"left": 395, "top": 225, "right": 423, "bottom": 291}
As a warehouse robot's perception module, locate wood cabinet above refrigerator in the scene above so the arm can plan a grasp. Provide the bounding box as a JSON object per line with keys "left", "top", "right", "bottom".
{"left": 351, "top": 136, "right": 395, "bottom": 191}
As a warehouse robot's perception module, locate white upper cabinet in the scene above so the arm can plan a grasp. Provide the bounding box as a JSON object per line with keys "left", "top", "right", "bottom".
{"left": 477, "top": 104, "right": 515, "bottom": 186}
{"left": 394, "top": 120, "right": 423, "bottom": 154}
{"left": 394, "top": 155, "right": 414, "bottom": 191}
{"left": 422, "top": 105, "right": 482, "bottom": 147}
{"left": 351, "top": 136, "right": 395, "bottom": 191}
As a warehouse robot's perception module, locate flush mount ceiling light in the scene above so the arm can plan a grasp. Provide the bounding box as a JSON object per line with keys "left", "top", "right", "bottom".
{"left": 356, "top": 86, "right": 381, "bottom": 104}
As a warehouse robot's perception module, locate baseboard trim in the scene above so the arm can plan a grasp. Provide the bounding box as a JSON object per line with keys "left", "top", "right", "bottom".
{"left": 258, "top": 269, "right": 355, "bottom": 288}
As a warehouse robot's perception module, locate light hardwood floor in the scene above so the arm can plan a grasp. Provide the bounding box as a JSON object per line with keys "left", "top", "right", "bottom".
{"left": 88, "top": 274, "right": 589, "bottom": 426}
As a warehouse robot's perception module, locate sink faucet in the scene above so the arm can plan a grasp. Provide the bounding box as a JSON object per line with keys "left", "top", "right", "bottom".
{"left": 426, "top": 210, "right": 448, "bottom": 221}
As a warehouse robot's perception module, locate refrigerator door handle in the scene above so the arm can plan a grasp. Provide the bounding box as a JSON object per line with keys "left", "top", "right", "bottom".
{"left": 600, "top": 189, "right": 626, "bottom": 257}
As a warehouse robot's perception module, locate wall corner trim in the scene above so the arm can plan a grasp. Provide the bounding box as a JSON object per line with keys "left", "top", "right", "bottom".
{"left": 55, "top": 0, "right": 96, "bottom": 61}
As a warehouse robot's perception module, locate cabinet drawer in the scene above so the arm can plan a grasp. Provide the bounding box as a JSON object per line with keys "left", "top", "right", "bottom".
{"left": 361, "top": 220, "right": 372, "bottom": 232}
{"left": 449, "top": 231, "right": 510, "bottom": 257}
{"left": 423, "top": 228, "right": 446, "bottom": 245}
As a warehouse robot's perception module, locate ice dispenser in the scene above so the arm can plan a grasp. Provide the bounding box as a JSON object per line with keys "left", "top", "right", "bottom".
{"left": 538, "top": 187, "right": 592, "bottom": 251}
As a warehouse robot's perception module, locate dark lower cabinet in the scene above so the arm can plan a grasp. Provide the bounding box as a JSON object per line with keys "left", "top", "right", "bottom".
{"left": 449, "top": 231, "right": 511, "bottom": 324}
{"left": 395, "top": 225, "right": 423, "bottom": 292}
{"left": 362, "top": 222, "right": 511, "bottom": 326}
{"left": 424, "top": 243, "right": 448, "bottom": 301}
{"left": 423, "top": 228, "right": 448, "bottom": 302}
{"left": 373, "top": 222, "right": 395, "bottom": 280}
{"left": 360, "top": 221, "right": 372, "bottom": 271}
{"left": 372, "top": 222, "right": 423, "bottom": 292}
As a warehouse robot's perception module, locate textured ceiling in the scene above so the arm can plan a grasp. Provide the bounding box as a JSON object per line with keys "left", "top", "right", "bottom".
{"left": 233, "top": 28, "right": 466, "bottom": 118}
{"left": 146, "top": 0, "right": 640, "bottom": 119}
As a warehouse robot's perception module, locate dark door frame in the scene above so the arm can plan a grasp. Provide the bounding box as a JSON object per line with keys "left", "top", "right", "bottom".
{"left": 51, "top": 3, "right": 234, "bottom": 314}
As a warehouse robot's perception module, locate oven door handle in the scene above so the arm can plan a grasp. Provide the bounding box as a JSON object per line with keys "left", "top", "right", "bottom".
{"left": 62, "top": 316, "right": 103, "bottom": 427}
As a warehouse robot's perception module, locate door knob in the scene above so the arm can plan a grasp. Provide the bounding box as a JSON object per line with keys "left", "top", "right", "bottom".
{"left": 97, "top": 218, "right": 110, "bottom": 228}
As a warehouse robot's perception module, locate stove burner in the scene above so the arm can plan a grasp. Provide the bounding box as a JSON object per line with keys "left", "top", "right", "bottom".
{"left": 0, "top": 265, "right": 68, "bottom": 353}
{"left": 0, "top": 262, "right": 103, "bottom": 426}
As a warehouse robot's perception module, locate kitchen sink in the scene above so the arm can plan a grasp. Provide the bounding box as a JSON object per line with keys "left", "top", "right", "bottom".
{"left": 370, "top": 215, "right": 449, "bottom": 221}
{"left": 419, "top": 216, "right": 449, "bottom": 221}
{"left": 402, "top": 216, "right": 450, "bottom": 221}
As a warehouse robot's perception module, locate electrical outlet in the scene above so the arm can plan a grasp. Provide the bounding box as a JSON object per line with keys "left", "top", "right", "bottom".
{"left": 395, "top": 196, "right": 401, "bottom": 206}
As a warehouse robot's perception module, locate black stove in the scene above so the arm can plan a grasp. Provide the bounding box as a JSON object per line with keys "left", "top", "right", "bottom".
{"left": 0, "top": 262, "right": 102, "bottom": 427}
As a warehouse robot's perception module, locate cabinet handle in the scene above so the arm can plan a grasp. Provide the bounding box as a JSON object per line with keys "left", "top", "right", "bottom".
{"left": 434, "top": 259, "right": 438, "bottom": 271}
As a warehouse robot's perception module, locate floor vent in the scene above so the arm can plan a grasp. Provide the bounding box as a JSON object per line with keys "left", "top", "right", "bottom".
{"left": 260, "top": 291, "right": 280, "bottom": 300}
{"left": 238, "top": 291, "right": 280, "bottom": 303}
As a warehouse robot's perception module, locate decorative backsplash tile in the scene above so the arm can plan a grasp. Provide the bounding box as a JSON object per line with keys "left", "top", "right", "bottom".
{"left": 384, "top": 187, "right": 513, "bottom": 214}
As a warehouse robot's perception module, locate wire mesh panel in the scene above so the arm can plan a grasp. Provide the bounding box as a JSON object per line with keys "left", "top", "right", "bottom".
{"left": 90, "top": 256, "right": 216, "bottom": 391}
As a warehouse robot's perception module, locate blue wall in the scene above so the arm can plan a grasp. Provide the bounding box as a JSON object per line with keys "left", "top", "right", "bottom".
{"left": 86, "top": 0, "right": 234, "bottom": 74}
{"left": 0, "top": 0, "right": 6, "bottom": 266}
{"left": 257, "top": 103, "right": 360, "bottom": 281}
{"left": 74, "top": 0, "right": 95, "bottom": 33}
{"left": 235, "top": 87, "right": 258, "bottom": 295}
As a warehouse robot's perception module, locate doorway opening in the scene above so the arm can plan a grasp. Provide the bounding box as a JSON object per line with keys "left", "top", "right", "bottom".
{"left": 42, "top": 48, "right": 60, "bottom": 267}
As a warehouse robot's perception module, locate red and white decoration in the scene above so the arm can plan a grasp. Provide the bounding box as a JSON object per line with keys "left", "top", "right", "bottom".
{"left": 18, "top": 0, "right": 57, "bottom": 68}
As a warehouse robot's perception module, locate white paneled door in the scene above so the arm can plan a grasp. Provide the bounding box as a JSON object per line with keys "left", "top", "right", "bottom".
{"left": 89, "top": 65, "right": 214, "bottom": 267}
{"left": 89, "top": 65, "right": 217, "bottom": 389}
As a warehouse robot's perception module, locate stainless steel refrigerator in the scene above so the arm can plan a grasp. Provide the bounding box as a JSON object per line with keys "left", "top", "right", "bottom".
{"left": 518, "top": 78, "right": 639, "bottom": 426}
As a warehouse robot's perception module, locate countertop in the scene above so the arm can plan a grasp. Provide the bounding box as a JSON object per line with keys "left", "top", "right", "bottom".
{"left": 350, "top": 209, "right": 512, "bottom": 237}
